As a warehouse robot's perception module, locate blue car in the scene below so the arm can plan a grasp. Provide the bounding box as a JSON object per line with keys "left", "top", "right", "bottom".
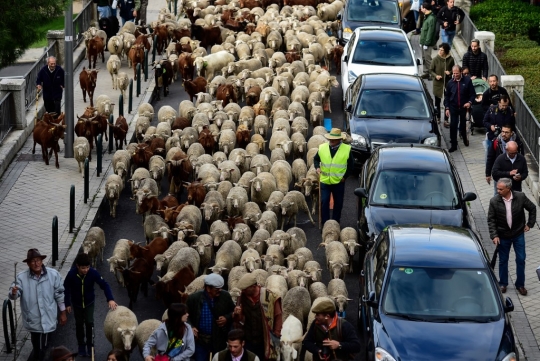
{"left": 358, "top": 225, "right": 518, "bottom": 361}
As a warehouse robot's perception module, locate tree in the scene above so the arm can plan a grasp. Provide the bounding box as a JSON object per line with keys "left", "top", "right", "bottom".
{"left": 0, "top": 0, "right": 70, "bottom": 69}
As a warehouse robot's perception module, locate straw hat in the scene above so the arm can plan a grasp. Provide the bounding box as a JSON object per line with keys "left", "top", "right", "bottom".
{"left": 324, "top": 128, "right": 346, "bottom": 140}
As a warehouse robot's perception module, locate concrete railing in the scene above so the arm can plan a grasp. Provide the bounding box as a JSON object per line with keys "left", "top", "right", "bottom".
{"left": 0, "top": 93, "right": 14, "bottom": 144}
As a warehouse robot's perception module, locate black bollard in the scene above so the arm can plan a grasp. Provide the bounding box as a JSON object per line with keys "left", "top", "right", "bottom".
{"left": 128, "top": 79, "right": 133, "bottom": 113}
{"left": 97, "top": 134, "right": 102, "bottom": 177}
{"left": 137, "top": 64, "right": 141, "bottom": 97}
{"left": 69, "top": 185, "right": 75, "bottom": 233}
{"left": 108, "top": 114, "right": 114, "bottom": 154}
{"left": 174, "top": 0, "right": 178, "bottom": 15}
{"left": 119, "top": 94, "right": 124, "bottom": 116}
{"left": 144, "top": 49, "right": 149, "bottom": 81}
{"left": 84, "top": 158, "right": 89, "bottom": 203}
{"left": 152, "top": 35, "right": 157, "bottom": 63}
{"left": 52, "top": 216, "right": 58, "bottom": 266}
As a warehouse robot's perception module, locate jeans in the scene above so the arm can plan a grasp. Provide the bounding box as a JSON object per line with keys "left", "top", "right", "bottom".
{"left": 448, "top": 106, "right": 467, "bottom": 148}
{"left": 498, "top": 233, "right": 526, "bottom": 288}
{"left": 320, "top": 181, "right": 345, "bottom": 225}
{"left": 193, "top": 341, "right": 211, "bottom": 361}
{"left": 30, "top": 332, "right": 51, "bottom": 361}
{"left": 441, "top": 29, "right": 456, "bottom": 48}
{"left": 74, "top": 304, "right": 95, "bottom": 346}
{"left": 98, "top": 6, "right": 112, "bottom": 19}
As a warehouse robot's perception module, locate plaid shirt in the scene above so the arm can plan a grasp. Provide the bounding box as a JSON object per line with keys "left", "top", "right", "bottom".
{"left": 198, "top": 291, "right": 214, "bottom": 335}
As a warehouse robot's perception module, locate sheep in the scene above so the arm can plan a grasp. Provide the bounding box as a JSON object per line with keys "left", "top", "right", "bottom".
{"left": 107, "top": 239, "right": 132, "bottom": 286}
{"left": 320, "top": 220, "right": 341, "bottom": 247}
{"left": 156, "top": 122, "right": 172, "bottom": 140}
{"left": 73, "top": 137, "right": 90, "bottom": 174}
{"left": 117, "top": 72, "right": 129, "bottom": 101}
{"left": 240, "top": 248, "right": 262, "bottom": 272}
{"left": 209, "top": 220, "right": 230, "bottom": 248}
{"left": 291, "top": 132, "right": 308, "bottom": 160}
{"left": 328, "top": 278, "right": 351, "bottom": 314}
{"left": 325, "top": 241, "right": 349, "bottom": 279}
{"left": 194, "top": 51, "right": 236, "bottom": 82}
{"left": 184, "top": 274, "right": 207, "bottom": 297}
{"left": 154, "top": 240, "right": 189, "bottom": 272}
{"left": 107, "top": 36, "right": 125, "bottom": 60}
{"left": 209, "top": 240, "right": 243, "bottom": 276}
{"left": 129, "top": 167, "right": 151, "bottom": 198}
{"left": 264, "top": 274, "right": 288, "bottom": 300}
{"left": 232, "top": 223, "right": 252, "bottom": 249}
{"left": 135, "top": 178, "right": 160, "bottom": 221}
{"left": 307, "top": 91, "right": 322, "bottom": 111}
{"left": 255, "top": 210, "right": 278, "bottom": 235}
{"left": 269, "top": 131, "right": 293, "bottom": 158}
{"left": 303, "top": 260, "right": 323, "bottom": 283}
{"left": 310, "top": 105, "right": 324, "bottom": 128}
{"left": 200, "top": 190, "right": 225, "bottom": 225}
{"left": 264, "top": 190, "right": 284, "bottom": 220}
{"left": 241, "top": 202, "right": 261, "bottom": 229}
{"left": 107, "top": 54, "right": 121, "bottom": 89}
{"left": 285, "top": 247, "right": 313, "bottom": 271}
{"left": 228, "top": 265, "right": 249, "bottom": 290}
{"left": 340, "top": 227, "right": 360, "bottom": 272}
{"left": 104, "top": 306, "right": 138, "bottom": 351}
{"left": 160, "top": 247, "right": 200, "bottom": 282}
{"left": 290, "top": 85, "right": 309, "bottom": 105}
{"left": 138, "top": 102, "right": 154, "bottom": 117}
{"left": 187, "top": 143, "right": 205, "bottom": 164}
{"left": 143, "top": 214, "right": 170, "bottom": 243}
{"left": 225, "top": 186, "right": 249, "bottom": 217}
{"left": 175, "top": 205, "right": 203, "bottom": 242}
{"left": 105, "top": 174, "right": 124, "bottom": 218}
{"left": 309, "top": 282, "right": 328, "bottom": 302}
{"left": 198, "top": 163, "right": 220, "bottom": 188}
{"left": 180, "top": 127, "right": 198, "bottom": 151}
{"left": 217, "top": 129, "right": 236, "bottom": 156}
{"left": 96, "top": 94, "right": 114, "bottom": 120}
{"left": 179, "top": 100, "right": 197, "bottom": 121}
{"left": 191, "top": 234, "right": 214, "bottom": 273}
{"left": 270, "top": 160, "right": 292, "bottom": 196}
{"left": 278, "top": 190, "right": 314, "bottom": 230}
{"left": 280, "top": 315, "right": 304, "bottom": 361}
{"left": 262, "top": 244, "right": 284, "bottom": 271}
{"left": 282, "top": 286, "right": 311, "bottom": 327}
{"left": 214, "top": 180, "right": 233, "bottom": 202}
{"left": 191, "top": 113, "right": 210, "bottom": 134}
{"left": 228, "top": 148, "right": 250, "bottom": 174}
{"left": 286, "top": 269, "right": 311, "bottom": 289}
{"left": 252, "top": 115, "right": 269, "bottom": 138}
{"left": 249, "top": 155, "right": 271, "bottom": 177}
{"left": 134, "top": 319, "right": 161, "bottom": 358}
{"left": 249, "top": 172, "right": 277, "bottom": 209}
{"left": 82, "top": 226, "right": 106, "bottom": 267}
{"left": 135, "top": 116, "right": 151, "bottom": 142}
{"left": 273, "top": 117, "right": 291, "bottom": 137}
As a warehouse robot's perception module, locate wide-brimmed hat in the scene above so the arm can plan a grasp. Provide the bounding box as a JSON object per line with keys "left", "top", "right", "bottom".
{"left": 237, "top": 273, "right": 258, "bottom": 290}
{"left": 324, "top": 128, "right": 345, "bottom": 140}
{"left": 51, "top": 346, "right": 77, "bottom": 361}
{"left": 23, "top": 248, "right": 47, "bottom": 263}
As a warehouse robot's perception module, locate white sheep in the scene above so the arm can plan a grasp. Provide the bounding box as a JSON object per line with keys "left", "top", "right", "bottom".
{"left": 191, "top": 234, "right": 214, "bottom": 273}
{"left": 135, "top": 116, "right": 151, "bottom": 142}
{"left": 285, "top": 247, "right": 313, "bottom": 271}
{"left": 175, "top": 205, "right": 203, "bottom": 241}
{"left": 251, "top": 172, "right": 278, "bottom": 209}
{"left": 104, "top": 306, "right": 138, "bottom": 351}
{"left": 218, "top": 129, "right": 237, "bottom": 156}
{"left": 82, "top": 226, "right": 106, "bottom": 267}
{"left": 325, "top": 241, "right": 349, "bottom": 279}
{"left": 250, "top": 154, "right": 272, "bottom": 176}
{"left": 105, "top": 174, "right": 124, "bottom": 218}
{"left": 225, "top": 186, "right": 249, "bottom": 217}
{"left": 157, "top": 105, "right": 177, "bottom": 125}
{"left": 328, "top": 278, "right": 351, "bottom": 314}
{"left": 129, "top": 167, "right": 150, "bottom": 198}
{"left": 269, "top": 131, "right": 293, "bottom": 157}
{"left": 264, "top": 274, "right": 288, "bottom": 300}
{"left": 228, "top": 265, "right": 249, "bottom": 290}
{"left": 256, "top": 210, "right": 278, "bottom": 235}
{"left": 320, "top": 220, "right": 341, "bottom": 247}
{"left": 73, "top": 137, "right": 90, "bottom": 174}
{"left": 280, "top": 315, "right": 304, "bottom": 361}
{"left": 107, "top": 239, "right": 132, "bottom": 286}
{"left": 135, "top": 319, "right": 161, "bottom": 358}
{"left": 253, "top": 115, "right": 270, "bottom": 138}
{"left": 178, "top": 100, "right": 197, "bottom": 121}
{"left": 286, "top": 270, "right": 311, "bottom": 289}
{"left": 229, "top": 148, "right": 250, "bottom": 174}
{"left": 340, "top": 227, "right": 360, "bottom": 272}
{"left": 240, "top": 248, "right": 262, "bottom": 272}
{"left": 303, "top": 260, "right": 323, "bottom": 283}
{"left": 200, "top": 190, "right": 225, "bottom": 225}
{"left": 107, "top": 36, "right": 124, "bottom": 61}
{"left": 262, "top": 244, "right": 284, "bottom": 271}
{"left": 96, "top": 94, "right": 114, "bottom": 119}
{"left": 154, "top": 240, "right": 189, "bottom": 272}
{"left": 232, "top": 223, "right": 252, "bottom": 249}
{"left": 160, "top": 247, "right": 201, "bottom": 282}
{"left": 279, "top": 190, "right": 315, "bottom": 229}
{"left": 194, "top": 51, "right": 236, "bottom": 82}
{"left": 209, "top": 240, "right": 243, "bottom": 276}
{"left": 270, "top": 160, "right": 292, "bottom": 196}
{"left": 107, "top": 55, "right": 121, "bottom": 89}
{"left": 117, "top": 72, "right": 129, "bottom": 101}
{"left": 184, "top": 274, "right": 207, "bottom": 296}
{"left": 143, "top": 214, "right": 169, "bottom": 243}
{"left": 156, "top": 122, "right": 172, "bottom": 140}
{"left": 210, "top": 220, "right": 230, "bottom": 248}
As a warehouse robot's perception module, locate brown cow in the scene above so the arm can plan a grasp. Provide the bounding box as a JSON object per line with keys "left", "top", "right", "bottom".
{"left": 75, "top": 115, "right": 95, "bottom": 160}
{"left": 332, "top": 44, "right": 344, "bottom": 75}
{"left": 184, "top": 180, "right": 206, "bottom": 207}
{"left": 172, "top": 116, "right": 191, "bottom": 131}
{"left": 285, "top": 51, "right": 301, "bottom": 64}
{"left": 150, "top": 137, "right": 166, "bottom": 158}
{"left": 128, "top": 44, "right": 145, "bottom": 81}
{"left": 198, "top": 125, "right": 215, "bottom": 154}
{"left": 157, "top": 203, "right": 187, "bottom": 228}
{"left": 112, "top": 115, "right": 128, "bottom": 150}
{"left": 172, "top": 28, "right": 191, "bottom": 42}
{"left": 87, "top": 36, "right": 105, "bottom": 69}
{"left": 183, "top": 76, "right": 207, "bottom": 103}
{"left": 178, "top": 52, "right": 194, "bottom": 81}
{"left": 135, "top": 33, "right": 152, "bottom": 51}
{"left": 32, "top": 114, "right": 66, "bottom": 168}
{"left": 192, "top": 25, "right": 222, "bottom": 49}
{"left": 216, "top": 84, "right": 237, "bottom": 107}
{"left": 236, "top": 127, "right": 251, "bottom": 149}
{"left": 130, "top": 237, "right": 169, "bottom": 263}
{"left": 79, "top": 67, "right": 98, "bottom": 107}
{"left": 155, "top": 265, "right": 195, "bottom": 307}
{"left": 153, "top": 24, "right": 169, "bottom": 55}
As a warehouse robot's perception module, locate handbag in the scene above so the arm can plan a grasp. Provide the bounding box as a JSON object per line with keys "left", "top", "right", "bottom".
{"left": 155, "top": 355, "right": 169, "bottom": 361}
{"left": 410, "top": 0, "right": 420, "bottom": 12}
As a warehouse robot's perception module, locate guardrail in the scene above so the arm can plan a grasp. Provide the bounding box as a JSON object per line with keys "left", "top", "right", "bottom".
{"left": 23, "top": 44, "right": 56, "bottom": 112}
{"left": 460, "top": 12, "right": 477, "bottom": 46}
{"left": 0, "top": 93, "right": 14, "bottom": 145}
{"left": 73, "top": 0, "right": 94, "bottom": 49}
{"left": 514, "top": 90, "right": 540, "bottom": 164}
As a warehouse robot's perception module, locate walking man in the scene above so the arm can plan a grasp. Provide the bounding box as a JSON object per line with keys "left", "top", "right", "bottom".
{"left": 134, "top": 0, "right": 148, "bottom": 26}
{"left": 486, "top": 125, "right": 524, "bottom": 188}
{"left": 436, "top": 0, "right": 465, "bottom": 48}
{"left": 314, "top": 128, "right": 354, "bottom": 225}
{"left": 482, "top": 74, "right": 513, "bottom": 111}
{"left": 462, "top": 39, "right": 489, "bottom": 81}
{"left": 64, "top": 253, "right": 117, "bottom": 356}
{"left": 488, "top": 178, "right": 536, "bottom": 296}
{"left": 9, "top": 249, "right": 67, "bottom": 361}
{"left": 420, "top": 2, "right": 438, "bottom": 80}
{"left": 36, "top": 56, "right": 64, "bottom": 116}
{"left": 187, "top": 274, "right": 235, "bottom": 361}
{"left": 492, "top": 141, "right": 528, "bottom": 192}
{"left": 483, "top": 95, "right": 515, "bottom": 152}
{"left": 444, "top": 65, "right": 476, "bottom": 152}
{"left": 212, "top": 330, "right": 260, "bottom": 361}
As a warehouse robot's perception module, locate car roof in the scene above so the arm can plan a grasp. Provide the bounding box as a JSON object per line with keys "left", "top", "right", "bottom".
{"left": 362, "top": 73, "right": 421, "bottom": 91}
{"left": 354, "top": 27, "right": 407, "bottom": 41}
{"left": 377, "top": 145, "right": 451, "bottom": 172}
{"left": 388, "top": 225, "right": 487, "bottom": 268}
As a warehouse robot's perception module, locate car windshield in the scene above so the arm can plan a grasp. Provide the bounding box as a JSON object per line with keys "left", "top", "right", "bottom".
{"left": 352, "top": 39, "right": 413, "bottom": 66}
{"left": 383, "top": 267, "right": 501, "bottom": 321}
{"left": 370, "top": 170, "right": 460, "bottom": 208}
{"left": 355, "top": 90, "right": 430, "bottom": 118}
{"left": 347, "top": 0, "right": 399, "bottom": 24}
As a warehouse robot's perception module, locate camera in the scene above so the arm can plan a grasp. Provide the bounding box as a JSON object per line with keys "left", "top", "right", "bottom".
{"left": 493, "top": 125, "right": 501, "bottom": 137}
{"left": 321, "top": 345, "right": 331, "bottom": 357}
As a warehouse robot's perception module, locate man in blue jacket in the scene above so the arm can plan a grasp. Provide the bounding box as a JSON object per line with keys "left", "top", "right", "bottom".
{"left": 36, "top": 56, "right": 64, "bottom": 116}
{"left": 64, "top": 253, "right": 117, "bottom": 356}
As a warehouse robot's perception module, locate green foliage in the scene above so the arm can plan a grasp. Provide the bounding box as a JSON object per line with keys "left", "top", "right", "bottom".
{"left": 0, "top": 0, "right": 69, "bottom": 68}
{"left": 29, "top": 15, "right": 75, "bottom": 49}
{"left": 470, "top": 0, "right": 540, "bottom": 36}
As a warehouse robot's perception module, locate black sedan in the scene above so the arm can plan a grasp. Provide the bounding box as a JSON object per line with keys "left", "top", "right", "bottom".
{"left": 359, "top": 225, "right": 518, "bottom": 361}
{"left": 344, "top": 73, "right": 440, "bottom": 167}
{"left": 354, "top": 144, "right": 477, "bottom": 244}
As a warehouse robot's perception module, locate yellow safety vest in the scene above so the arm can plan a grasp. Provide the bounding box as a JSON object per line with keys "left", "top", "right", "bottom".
{"left": 319, "top": 143, "right": 351, "bottom": 185}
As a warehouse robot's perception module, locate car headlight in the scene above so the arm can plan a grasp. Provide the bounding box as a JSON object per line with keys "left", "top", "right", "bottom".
{"left": 500, "top": 352, "right": 517, "bottom": 361}
{"left": 423, "top": 136, "right": 438, "bottom": 146}
{"left": 344, "top": 27, "right": 353, "bottom": 33}
{"left": 375, "top": 348, "right": 397, "bottom": 361}
{"left": 351, "top": 133, "right": 367, "bottom": 148}
{"left": 348, "top": 70, "right": 357, "bottom": 83}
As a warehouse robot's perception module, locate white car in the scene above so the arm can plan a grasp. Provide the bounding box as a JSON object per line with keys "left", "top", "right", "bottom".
{"left": 341, "top": 26, "right": 419, "bottom": 100}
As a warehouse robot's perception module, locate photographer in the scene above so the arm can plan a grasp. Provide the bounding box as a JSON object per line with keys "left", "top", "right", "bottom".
{"left": 483, "top": 95, "right": 515, "bottom": 153}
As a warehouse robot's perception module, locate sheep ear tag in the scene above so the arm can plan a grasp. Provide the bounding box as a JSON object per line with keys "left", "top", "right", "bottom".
{"left": 203, "top": 61, "right": 208, "bottom": 68}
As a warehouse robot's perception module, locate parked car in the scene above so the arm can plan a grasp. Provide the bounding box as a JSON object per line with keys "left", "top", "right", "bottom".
{"left": 344, "top": 73, "right": 440, "bottom": 166}
{"left": 340, "top": 26, "right": 419, "bottom": 99}
{"left": 358, "top": 224, "right": 518, "bottom": 361}
{"left": 337, "top": 0, "right": 402, "bottom": 45}
{"left": 353, "top": 144, "right": 476, "bottom": 244}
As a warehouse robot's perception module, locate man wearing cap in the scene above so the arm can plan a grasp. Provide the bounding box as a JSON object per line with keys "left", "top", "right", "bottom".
{"left": 9, "top": 249, "right": 67, "bottom": 361}
{"left": 303, "top": 299, "right": 361, "bottom": 361}
{"left": 314, "top": 128, "right": 354, "bottom": 225}
{"left": 51, "top": 346, "right": 77, "bottom": 361}
{"left": 187, "top": 274, "right": 236, "bottom": 361}
{"left": 232, "top": 273, "right": 282, "bottom": 361}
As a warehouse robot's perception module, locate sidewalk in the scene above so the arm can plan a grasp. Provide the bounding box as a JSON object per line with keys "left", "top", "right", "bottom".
{"left": 0, "top": 1, "right": 164, "bottom": 359}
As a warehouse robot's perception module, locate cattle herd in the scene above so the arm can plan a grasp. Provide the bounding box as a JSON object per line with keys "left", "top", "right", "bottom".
{"left": 31, "top": 0, "right": 363, "bottom": 359}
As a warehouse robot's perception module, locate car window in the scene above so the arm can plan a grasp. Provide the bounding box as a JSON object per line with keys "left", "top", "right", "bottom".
{"left": 355, "top": 90, "right": 430, "bottom": 118}
{"left": 372, "top": 232, "right": 389, "bottom": 297}
{"left": 346, "top": 33, "right": 357, "bottom": 59}
{"left": 370, "top": 170, "right": 460, "bottom": 208}
{"left": 364, "top": 151, "right": 378, "bottom": 191}
{"left": 352, "top": 39, "right": 413, "bottom": 66}
{"left": 383, "top": 267, "right": 501, "bottom": 320}
{"left": 347, "top": 0, "right": 399, "bottom": 24}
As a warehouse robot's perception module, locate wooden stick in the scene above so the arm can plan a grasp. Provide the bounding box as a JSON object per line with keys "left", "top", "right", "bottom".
{"left": 318, "top": 176, "right": 322, "bottom": 230}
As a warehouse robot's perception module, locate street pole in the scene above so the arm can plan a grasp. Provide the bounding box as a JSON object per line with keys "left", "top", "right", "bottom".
{"left": 64, "top": 0, "right": 74, "bottom": 158}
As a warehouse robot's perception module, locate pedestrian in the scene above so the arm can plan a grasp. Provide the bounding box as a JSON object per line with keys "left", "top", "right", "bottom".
{"left": 483, "top": 95, "right": 515, "bottom": 152}
{"left": 232, "top": 273, "right": 282, "bottom": 361}
{"left": 462, "top": 39, "right": 489, "bottom": 81}
{"left": 51, "top": 346, "right": 78, "bottom": 361}
{"left": 96, "top": 0, "right": 112, "bottom": 19}
{"left": 211, "top": 330, "right": 260, "bottom": 361}
{"left": 186, "top": 274, "right": 235, "bottom": 361}
{"left": 36, "top": 56, "right": 64, "bottom": 116}
{"left": 106, "top": 349, "right": 124, "bottom": 361}
{"left": 143, "top": 303, "right": 195, "bottom": 361}
{"left": 461, "top": 66, "right": 470, "bottom": 77}
{"left": 410, "top": 0, "right": 422, "bottom": 35}
{"left": 492, "top": 141, "right": 528, "bottom": 192}
{"left": 431, "top": 0, "right": 446, "bottom": 47}
{"left": 134, "top": 0, "right": 148, "bottom": 26}
{"left": 64, "top": 253, "right": 118, "bottom": 357}
{"left": 419, "top": 2, "right": 438, "bottom": 80}
{"left": 444, "top": 65, "right": 475, "bottom": 152}
{"left": 430, "top": 42, "right": 454, "bottom": 126}
{"left": 302, "top": 299, "right": 361, "bottom": 361}
{"left": 481, "top": 74, "right": 513, "bottom": 111}
{"left": 118, "top": 0, "right": 136, "bottom": 25}
{"left": 436, "top": 0, "right": 464, "bottom": 48}
{"left": 486, "top": 125, "right": 524, "bottom": 191}
{"left": 314, "top": 128, "right": 354, "bottom": 225}
{"left": 9, "top": 249, "right": 67, "bottom": 361}
{"left": 488, "top": 178, "right": 536, "bottom": 296}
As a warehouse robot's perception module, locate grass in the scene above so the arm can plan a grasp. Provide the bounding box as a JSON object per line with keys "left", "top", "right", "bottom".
{"left": 29, "top": 14, "right": 78, "bottom": 48}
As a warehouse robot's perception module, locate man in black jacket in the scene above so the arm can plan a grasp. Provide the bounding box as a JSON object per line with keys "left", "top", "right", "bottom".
{"left": 492, "top": 141, "right": 528, "bottom": 192}
{"left": 187, "top": 274, "right": 235, "bottom": 361}
{"left": 462, "top": 39, "right": 488, "bottom": 81}
{"left": 36, "top": 56, "right": 64, "bottom": 115}
{"left": 303, "top": 299, "right": 361, "bottom": 361}
{"left": 212, "top": 330, "right": 259, "bottom": 361}
{"left": 481, "top": 75, "right": 513, "bottom": 111}
{"left": 486, "top": 125, "right": 524, "bottom": 189}
{"left": 436, "top": 0, "right": 465, "bottom": 48}
{"left": 483, "top": 95, "right": 516, "bottom": 158}
{"left": 488, "top": 178, "right": 536, "bottom": 295}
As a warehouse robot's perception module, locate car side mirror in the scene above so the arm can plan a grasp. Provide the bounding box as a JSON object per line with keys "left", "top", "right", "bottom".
{"left": 354, "top": 187, "right": 368, "bottom": 198}
{"left": 345, "top": 103, "right": 353, "bottom": 113}
{"left": 343, "top": 54, "right": 349, "bottom": 63}
{"left": 462, "top": 192, "right": 477, "bottom": 202}
{"left": 366, "top": 291, "right": 378, "bottom": 309}
{"left": 504, "top": 297, "right": 514, "bottom": 313}
{"left": 416, "top": 58, "right": 421, "bottom": 66}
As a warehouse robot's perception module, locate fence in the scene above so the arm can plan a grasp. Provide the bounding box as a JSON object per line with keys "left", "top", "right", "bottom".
{"left": 73, "top": 0, "right": 94, "bottom": 48}
{"left": 0, "top": 93, "right": 14, "bottom": 145}
{"left": 459, "top": 12, "right": 477, "bottom": 46}
{"left": 514, "top": 91, "right": 540, "bottom": 164}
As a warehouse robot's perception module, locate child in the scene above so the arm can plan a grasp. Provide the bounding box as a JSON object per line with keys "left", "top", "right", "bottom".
{"left": 64, "top": 253, "right": 117, "bottom": 357}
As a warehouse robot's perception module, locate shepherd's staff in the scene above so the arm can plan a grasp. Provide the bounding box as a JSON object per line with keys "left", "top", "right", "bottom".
{"left": 318, "top": 175, "right": 322, "bottom": 230}
{"left": 13, "top": 262, "right": 18, "bottom": 361}
{"left": 34, "top": 89, "right": 39, "bottom": 126}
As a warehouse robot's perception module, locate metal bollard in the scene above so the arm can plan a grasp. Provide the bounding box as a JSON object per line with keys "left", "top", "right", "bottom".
{"left": 84, "top": 158, "right": 89, "bottom": 203}
{"left": 52, "top": 216, "right": 58, "bottom": 266}
{"left": 69, "top": 185, "right": 75, "bottom": 233}
{"left": 152, "top": 35, "right": 157, "bottom": 63}
{"left": 144, "top": 50, "right": 149, "bottom": 81}
{"left": 119, "top": 94, "right": 124, "bottom": 116}
{"left": 2, "top": 299, "right": 15, "bottom": 354}
{"left": 97, "top": 134, "right": 102, "bottom": 177}
{"left": 174, "top": 0, "right": 178, "bottom": 15}
{"left": 128, "top": 79, "right": 133, "bottom": 113}
{"left": 108, "top": 114, "right": 114, "bottom": 154}
{"left": 137, "top": 64, "right": 141, "bottom": 97}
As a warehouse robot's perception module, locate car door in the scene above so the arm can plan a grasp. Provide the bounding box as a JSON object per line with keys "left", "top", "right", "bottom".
{"left": 341, "top": 32, "right": 357, "bottom": 97}
{"left": 358, "top": 151, "right": 378, "bottom": 244}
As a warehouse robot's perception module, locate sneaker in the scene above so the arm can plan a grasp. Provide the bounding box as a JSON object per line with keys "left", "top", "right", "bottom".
{"left": 87, "top": 345, "right": 93, "bottom": 357}
{"left": 448, "top": 146, "right": 457, "bottom": 153}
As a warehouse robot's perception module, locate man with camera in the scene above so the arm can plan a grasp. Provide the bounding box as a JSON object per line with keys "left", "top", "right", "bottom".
{"left": 483, "top": 95, "right": 515, "bottom": 154}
